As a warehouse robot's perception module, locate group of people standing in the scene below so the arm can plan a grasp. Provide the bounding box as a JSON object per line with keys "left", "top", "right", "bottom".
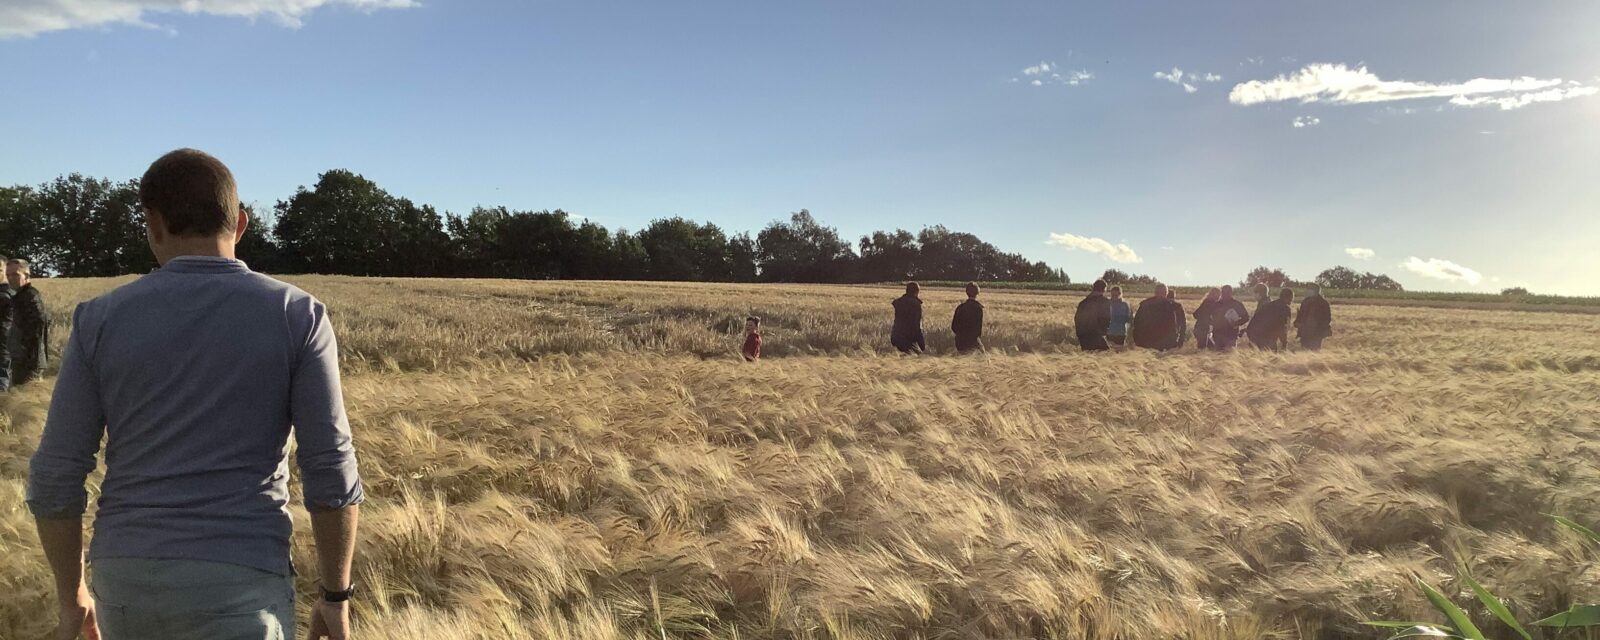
{"left": 0, "top": 257, "right": 50, "bottom": 390}
{"left": 870, "top": 279, "right": 1333, "bottom": 356}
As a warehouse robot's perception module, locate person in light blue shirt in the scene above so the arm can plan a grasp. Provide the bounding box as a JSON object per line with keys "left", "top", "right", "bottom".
{"left": 1106, "top": 285, "right": 1132, "bottom": 346}
{"left": 27, "top": 149, "right": 364, "bottom": 640}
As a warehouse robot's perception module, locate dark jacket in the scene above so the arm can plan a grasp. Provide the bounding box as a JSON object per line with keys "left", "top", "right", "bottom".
{"left": 9, "top": 284, "right": 47, "bottom": 385}
{"left": 1131, "top": 297, "right": 1182, "bottom": 349}
{"left": 1248, "top": 299, "right": 1292, "bottom": 344}
{"left": 0, "top": 290, "right": 11, "bottom": 387}
{"left": 1295, "top": 294, "right": 1333, "bottom": 339}
{"left": 1209, "top": 298, "right": 1249, "bottom": 339}
{"left": 891, "top": 294, "right": 923, "bottom": 342}
{"left": 1075, "top": 292, "right": 1112, "bottom": 342}
{"left": 1193, "top": 298, "right": 1216, "bottom": 329}
{"left": 951, "top": 299, "right": 984, "bottom": 351}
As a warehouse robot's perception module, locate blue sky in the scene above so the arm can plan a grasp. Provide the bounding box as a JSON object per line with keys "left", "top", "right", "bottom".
{"left": 3, "top": 1, "right": 1598, "bottom": 293}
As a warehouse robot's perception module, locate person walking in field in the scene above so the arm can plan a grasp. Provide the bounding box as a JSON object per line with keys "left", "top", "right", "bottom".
{"left": 891, "top": 282, "right": 926, "bottom": 353}
{"left": 1075, "top": 280, "right": 1113, "bottom": 352}
{"left": 1295, "top": 283, "right": 1334, "bottom": 350}
{"left": 1208, "top": 285, "right": 1250, "bottom": 351}
{"left": 1192, "top": 287, "right": 1220, "bottom": 350}
{"left": 1106, "top": 286, "right": 1131, "bottom": 347}
{"left": 1248, "top": 288, "right": 1294, "bottom": 351}
{"left": 1169, "top": 289, "right": 1188, "bottom": 347}
{"left": 0, "top": 256, "right": 11, "bottom": 392}
{"left": 1131, "top": 283, "right": 1182, "bottom": 351}
{"left": 951, "top": 282, "right": 984, "bottom": 353}
{"left": 742, "top": 316, "right": 762, "bottom": 361}
{"left": 8, "top": 259, "right": 50, "bottom": 387}
{"left": 27, "top": 149, "right": 364, "bottom": 640}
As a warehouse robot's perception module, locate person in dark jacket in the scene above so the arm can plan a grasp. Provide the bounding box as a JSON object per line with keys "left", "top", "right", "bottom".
{"left": 1131, "top": 283, "right": 1182, "bottom": 351}
{"left": 951, "top": 282, "right": 984, "bottom": 353}
{"left": 1192, "top": 288, "right": 1220, "bottom": 351}
{"left": 1169, "top": 289, "right": 1188, "bottom": 347}
{"left": 1075, "top": 280, "right": 1113, "bottom": 352}
{"left": 1208, "top": 285, "right": 1250, "bottom": 351}
{"left": 891, "top": 282, "right": 926, "bottom": 353}
{"left": 7, "top": 259, "right": 47, "bottom": 386}
{"left": 1295, "top": 283, "right": 1334, "bottom": 350}
{"left": 1248, "top": 288, "right": 1293, "bottom": 351}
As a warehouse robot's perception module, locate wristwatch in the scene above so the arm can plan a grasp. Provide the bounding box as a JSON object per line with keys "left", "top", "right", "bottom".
{"left": 321, "top": 582, "right": 358, "bottom": 603}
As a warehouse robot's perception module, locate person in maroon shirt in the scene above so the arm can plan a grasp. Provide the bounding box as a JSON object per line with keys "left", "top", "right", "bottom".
{"left": 742, "top": 316, "right": 762, "bottom": 361}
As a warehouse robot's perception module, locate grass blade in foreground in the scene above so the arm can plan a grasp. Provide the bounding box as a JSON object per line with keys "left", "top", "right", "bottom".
{"left": 1458, "top": 566, "right": 1532, "bottom": 640}
{"left": 1551, "top": 515, "right": 1600, "bottom": 547}
{"left": 1533, "top": 604, "right": 1600, "bottom": 628}
{"left": 1417, "top": 575, "right": 1487, "bottom": 640}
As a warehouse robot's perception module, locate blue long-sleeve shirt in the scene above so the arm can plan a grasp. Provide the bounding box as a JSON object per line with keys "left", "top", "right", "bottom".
{"left": 26, "top": 256, "right": 363, "bottom": 576}
{"left": 1107, "top": 299, "right": 1132, "bottom": 337}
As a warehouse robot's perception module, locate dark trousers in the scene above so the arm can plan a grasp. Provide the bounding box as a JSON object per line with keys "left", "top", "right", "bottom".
{"left": 954, "top": 335, "right": 982, "bottom": 353}
{"left": 892, "top": 332, "right": 926, "bottom": 354}
{"left": 1108, "top": 335, "right": 1126, "bottom": 346}
{"left": 1212, "top": 330, "right": 1239, "bottom": 352}
{"left": 1079, "top": 334, "right": 1109, "bottom": 351}
{"left": 1300, "top": 336, "right": 1325, "bottom": 351}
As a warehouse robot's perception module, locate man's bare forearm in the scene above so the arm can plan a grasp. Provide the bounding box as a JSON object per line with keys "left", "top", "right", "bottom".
{"left": 309, "top": 505, "right": 359, "bottom": 591}
{"left": 35, "top": 517, "right": 87, "bottom": 603}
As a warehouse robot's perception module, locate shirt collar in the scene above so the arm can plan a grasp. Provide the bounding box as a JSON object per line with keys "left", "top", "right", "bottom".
{"left": 158, "top": 256, "right": 251, "bottom": 274}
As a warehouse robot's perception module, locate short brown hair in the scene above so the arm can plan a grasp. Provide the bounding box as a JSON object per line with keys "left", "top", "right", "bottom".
{"left": 7, "top": 258, "right": 29, "bottom": 275}
{"left": 139, "top": 148, "right": 240, "bottom": 237}
{"left": 746, "top": 316, "right": 760, "bottom": 325}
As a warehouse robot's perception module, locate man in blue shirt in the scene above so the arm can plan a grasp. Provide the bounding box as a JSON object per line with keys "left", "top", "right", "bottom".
{"left": 28, "top": 149, "right": 364, "bottom": 640}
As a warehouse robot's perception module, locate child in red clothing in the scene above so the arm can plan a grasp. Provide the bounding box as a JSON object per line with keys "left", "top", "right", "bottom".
{"left": 742, "top": 316, "right": 762, "bottom": 361}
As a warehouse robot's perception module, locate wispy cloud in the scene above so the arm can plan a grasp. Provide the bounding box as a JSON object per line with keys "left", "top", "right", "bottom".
{"left": 1450, "top": 84, "right": 1600, "bottom": 110}
{"left": 1292, "top": 116, "right": 1321, "bottom": 128}
{"left": 1047, "top": 233, "right": 1142, "bottom": 264}
{"left": 1229, "top": 63, "right": 1597, "bottom": 111}
{"left": 1154, "top": 67, "right": 1223, "bottom": 94}
{"left": 1014, "top": 61, "right": 1094, "bottom": 87}
{"left": 1344, "top": 247, "right": 1375, "bottom": 260}
{"left": 1401, "top": 256, "right": 1483, "bottom": 285}
{"left": 0, "top": 0, "right": 416, "bottom": 38}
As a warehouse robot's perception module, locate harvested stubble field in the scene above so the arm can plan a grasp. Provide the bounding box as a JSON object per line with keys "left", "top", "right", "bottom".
{"left": 4, "top": 277, "right": 1600, "bottom": 639}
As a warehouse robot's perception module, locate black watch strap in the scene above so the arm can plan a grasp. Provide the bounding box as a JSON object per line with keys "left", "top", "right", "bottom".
{"left": 321, "top": 582, "right": 358, "bottom": 603}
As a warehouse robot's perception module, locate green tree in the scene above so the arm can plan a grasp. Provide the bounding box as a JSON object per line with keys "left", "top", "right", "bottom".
{"left": 19, "top": 175, "right": 152, "bottom": 277}
{"left": 755, "top": 210, "right": 855, "bottom": 282}
{"left": 274, "top": 170, "right": 448, "bottom": 276}
{"left": 857, "top": 229, "right": 920, "bottom": 283}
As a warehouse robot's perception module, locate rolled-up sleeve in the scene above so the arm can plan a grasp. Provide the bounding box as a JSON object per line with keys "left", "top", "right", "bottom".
{"left": 291, "top": 302, "right": 364, "bottom": 511}
{"left": 27, "top": 305, "right": 105, "bottom": 519}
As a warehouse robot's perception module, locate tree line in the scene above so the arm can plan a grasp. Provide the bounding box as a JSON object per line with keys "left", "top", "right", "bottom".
{"left": 0, "top": 171, "right": 1067, "bottom": 284}
{"left": 1100, "top": 265, "right": 1406, "bottom": 292}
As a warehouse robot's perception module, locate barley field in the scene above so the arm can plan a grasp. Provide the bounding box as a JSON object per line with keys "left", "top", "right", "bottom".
{"left": 3, "top": 277, "right": 1600, "bottom": 639}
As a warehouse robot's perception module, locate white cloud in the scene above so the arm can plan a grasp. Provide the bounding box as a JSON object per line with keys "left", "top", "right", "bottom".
{"left": 1292, "top": 115, "right": 1321, "bottom": 128}
{"left": 1156, "top": 67, "right": 1221, "bottom": 93}
{"left": 1344, "top": 247, "right": 1376, "bottom": 260}
{"left": 1449, "top": 83, "right": 1599, "bottom": 110}
{"left": 1229, "top": 63, "right": 1596, "bottom": 111}
{"left": 0, "top": 0, "right": 416, "bottom": 38}
{"left": 1016, "top": 62, "right": 1093, "bottom": 88}
{"left": 1047, "top": 233, "right": 1142, "bottom": 264}
{"left": 1401, "top": 256, "right": 1483, "bottom": 285}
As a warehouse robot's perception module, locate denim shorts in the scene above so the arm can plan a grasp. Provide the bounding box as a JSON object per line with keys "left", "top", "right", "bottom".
{"left": 91, "top": 558, "right": 296, "bottom": 640}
